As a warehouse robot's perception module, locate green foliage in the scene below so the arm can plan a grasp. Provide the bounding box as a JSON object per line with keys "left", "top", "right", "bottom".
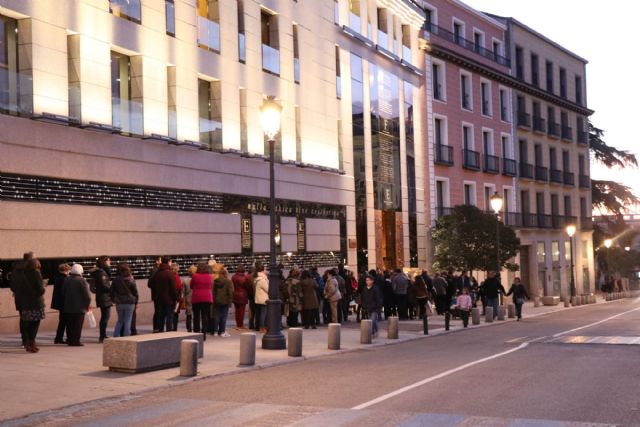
{"left": 600, "top": 246, "right": 640, "bottom": 277}
{"left": 592, "top": 180, "right": 640, "bottom": 217}
{"left": 589, "top": 122, "right": 638, "bottom": 169}
{"left": 432, "top": 205, "right": 520, "bottom": 272}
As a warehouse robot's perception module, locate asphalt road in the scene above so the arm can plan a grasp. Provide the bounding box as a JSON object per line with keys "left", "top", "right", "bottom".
{"left": 11, "top": 299, "right": 640, "bottom": 427}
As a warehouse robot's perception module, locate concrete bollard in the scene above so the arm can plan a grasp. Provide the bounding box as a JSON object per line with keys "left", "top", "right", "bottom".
{"left": 497, "top": 306, "right": 505, "bottom": 321}
{"left": 507, "top": 304, "right": 515, "bottom": 319}
{"left": 288, "top": 328, "right": 303, "bottom": 357}
{"left": 471, "top": 308, "right": 480, "bottom": 325}
{"left": 534, "top": 298, "right": 541, "bottom": 308}
{"left": 328, "top": 323, "right": 341, "bottom": 350}
{"left": 571, "top": 296, "right": 577, "bottom": 306}
{"left": 564, "top": 299, "right": 570, "bottom": 307}
{"left": 387, "top": 316, "right": 399, "bottom": 339}
{"left": 485, "top": 307, "right": 494, "bottom": 323}
{"left": 581, "top": 296, "right": 586, "bottom": 305}
{"left": 239, "top": 332, "right": 256, "bottom": 366}
{"left": 360, "top": 319, "right": 372, "bottom": 344}
{"left": 179, "top": 339, "right": 199, "bottom": 377}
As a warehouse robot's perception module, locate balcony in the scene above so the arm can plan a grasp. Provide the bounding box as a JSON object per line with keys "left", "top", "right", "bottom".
{"left": 517, "top": 112, "right": 531, "bottom": 128}
{"left": 0, "top": 69, "right": 33, "bottom": 116}
{"left": 552, "top": 215, "right": 578, "bottom": 229}
{"left": 535, "top": 165, "right": 548, "bottom": 182}
{"left": 581, "top": 216, "right": 593, "bottom": 231}
{"left": 199, "top": 115, "right": 223, "bottom": 151}
{"left": 462, "top": 149, "right": 481, "bottom": 170}
{"left": 548, "top": 122, "right": 560, "bottom": 138}
{"left": 483, "top": 154, "right": 500, "bottom": 174}
{"left": 533, "top": 116, "right": 546, "bottom": 133}
{"left": 377, "top": 30, "right": 389, "bottom": 50}
{"left": 238, "top": 33, "right": 246, "bottom": 62}
{"left": 434, "top": 144, "right": 454, "bottom": 166}
{"left": 549, "top": 169, "right": 563, "bottom": 184}
{"left": 423, "top": 22, "right": 510, "bottom": 67}
{"left": 197, "top": 16, "right": 220, "bottom": 52}
{"left": 519, "top": 162, "right": 534, "bottom": 179}
{"left": 561, "top": 126, "right": 573, "bottom": 141}
{"left": 563, "top": 171, "right": 575, "bottom": 186}
{"left": 262, "top": 44, "right": 280, "bottom": 75}
{"left": 579, "top": 174, "right": 590, "bottom": 188}
{"left": 112, "top": 97, "right": 143, "bottom": 136}
{"left": 577, "top": 130, "right": 588, "bottom": 145}
{"left": 502, "top": 158, "right": 517, "bottom": 176}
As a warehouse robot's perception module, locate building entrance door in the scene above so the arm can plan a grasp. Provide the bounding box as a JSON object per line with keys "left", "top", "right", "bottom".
{"left": 381, "top": 210, "right": 396, "bottom": 270}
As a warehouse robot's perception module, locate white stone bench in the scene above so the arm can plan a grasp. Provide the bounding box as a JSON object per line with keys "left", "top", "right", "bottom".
{"left": 541, "top": 296, "right": 561, "bottom": 306}
{"left": 103, "top": 332, "right": 204, "bottom": 373}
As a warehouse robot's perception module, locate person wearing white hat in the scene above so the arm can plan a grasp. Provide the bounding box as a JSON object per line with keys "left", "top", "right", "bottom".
{"left": 62, "top": 264, "right": 92, "bottom": 346}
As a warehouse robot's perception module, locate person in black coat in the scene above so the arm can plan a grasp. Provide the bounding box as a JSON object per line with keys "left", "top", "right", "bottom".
{"left": 91, "top": 256, "right": 113, "bottom": 343}
{"left": 483, "top": 271, "right": 506, "bottom": 319}
{"left": 148, "top": 257, "right": 179, "bottom": 332}
{"left": 361, "top": 275, "right": 382, "bottom": 337}
{"left": 63, "top": 264, "right": 92, "bottom": 346}
{"left": 506, "top": 277, "right": 530, "bottom": 320}
{"left": 50, "top": 264, "right": 71, "bottom": 344}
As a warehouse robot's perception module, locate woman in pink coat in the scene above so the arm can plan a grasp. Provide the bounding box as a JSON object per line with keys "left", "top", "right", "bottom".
{"left": 190, "top": 263, "right": 214, "bottom": 340}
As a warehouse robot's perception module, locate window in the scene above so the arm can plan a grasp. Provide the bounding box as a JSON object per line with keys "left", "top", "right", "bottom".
{"left": 559, "top": 67, "right": 567, "bottom": 98}
{"left": 515, "top": 46, "right": 524, "bottom": 79}
{"left": 462, "top": 125, "right": 472, "bottom": 150}
{"left": 238, "top": 0, "right": 246, "bottom": 62}
{"left": 480, "top": 81, "right": 491, "bottom": 116}
{"left": 295, "top": 105, "right": 302, "bottom": 162}
{"left": 552, "top": 241, "right": 560, "bottom": 262}
{"left": 261, "top": 10, "right": 280, "bottom": 75}
{"left": 549, "top": 147, "right": 557, "bottom": 170}
{"left": 564, "top": 195, "right": 572, "bottom": 217}
{"left": 432, "top": 61, "right": 445, "bottom": 101}
{"left": 460, "top": 73, "right": 471, "bottom": 110}
{"left": 551, "top": 194, "right": 559, "bottom": 216}
{"left": 198, "top": 78, "right": 222, "bottom": 150}
{"left": 562, "top": 150, "right": 571, "bottom": 172}
{"left": 111, "top": 51, "right": 143, "bottom": 135}
{"left": 473, "top": 30, "right": 484, "bottom": 53}
{"left": 401, "top": 25, "right": 411, "bottom": 63}
{"left": 424, "top": 8, "right": 433, "bottom": 31}
{"left": 165, "top": 0, "right": 175, "bottom": 36}
{"left": 537, "top": 242, "right": 546, "bottom": 264}
{"left": 503, "top": 188, "right": 511, "bottom": 212}
{"left": 334, "top": 0, "right": 339, "bottom": 24}
{"left": 453, "top": 20, "right": 464, "bottom": 45}
{"left": 501, "top": 135, "right": 511, "bottom": 159}
{"left": 377, "top": 8, "right": 389, "bottom": 49}
{"left": 68, "top": 35, "right": 81, "bottom": 120}
{"left": 482, "top": 130, "right": 492, "bottom": 155}
{"left": 546, "top": 60, "right": 553, "bottom": 93}
{"left": 349, "top": 0, "right": 361, "bottom": 32}
{"left": 499, "top": 88, "right": 508, "bottom": 121}
{"left": 463, "top": 183, "right": 476, "bottom": 206}
{"left": 492, "top": 40, "right": 502, "bottom": 62}
{"left": 167, "top": 66, "right": 177, "bottom": 139}
{"left": 436, "top": 180, "right": 446, "bottom": 209}
{"left": 434, "top": 118, "right": 443, "bottom": 145}
{"left": 335, "top": 46, "right": 341, "bottom": 98}
{"left": 578, "top": 154, "right": 586, "bottom": 175}
{"left": 239, "top": 88, "right": 248, "bottom": 152}
{"left": 197, "top": 0, "right": 221, "bottom": 51}
{"left": 580, "top": 197, "right": 588, "bottom": 218}
{"left": 575, "top": 76, "right": 583, "bottom": 105}
{"left": 337, "top": 120, "right": 344, "bottom": 170}
{"left": 521, "top": 190, "right": 530, "bottom": 214}
{"left": 530, "top": 53, "right": 539, "bottom": 86}
{"left": 484, "top": 185, "right": 494, "bottom": 211}
{"left": 293, "top": 24, "right": 300, "bottom": 83}
{"left": 109, "top": 0, "right": 141, "bottom": 23}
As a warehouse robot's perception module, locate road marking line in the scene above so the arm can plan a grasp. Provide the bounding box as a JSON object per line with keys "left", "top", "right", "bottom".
{"left": 552, "top": 305, "right": 640, "bottom": 338}
{"left": 351, "top": 343, "right": 528, "bottom": 410}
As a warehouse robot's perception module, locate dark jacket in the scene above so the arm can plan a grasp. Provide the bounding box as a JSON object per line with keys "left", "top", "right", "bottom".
{"left": 414, "top": 275, "right": 428, "bottom": 299}
{"left": 50, "top": 271, "right": 68, "bottom": 311}
{"left": 391, "top": 273, "right": 409, "bottom": 295}
{"left": 456, "top": 275, "right": 472, "bottom": 292}
{"left": 483, "top": 277, "right": 506, "bottom": 298}
{"left": 91, "top": 266, "right": 112, "bottom": 308}
{"left": 232, "top": 273, "right": 251, "bottom": 305}
{"left": 361, "top": 285, "right": 382, "bottom": 314}
{"left": 11, "top": 264, "right": 45, "bottom": 312}
{"left": 300, "top": 278, "right": 319, "bottom": 310}
{"left": 110, "top": 276, "right": 139, "bottom": 305}
{"left": 506, "top": 283, "right": 529, "bottom": 301}
{"left": 213, "top": 277, "right": 234, "bottom": 306}
{"left": 148, "top": 264, "right": 179, "bottom": 305}
{"left": 62, "top": 274, "right": 92, "bottom": 314}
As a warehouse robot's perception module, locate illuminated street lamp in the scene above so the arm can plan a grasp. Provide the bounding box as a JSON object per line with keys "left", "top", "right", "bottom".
{"left": 490, "top": 193, "right": 503, "bottom": 273}
{"left": 260, "top": 96, "right": 286, "bottom": 350}
{"left": 604, "top": 238, "right": 613, "bottom": 288}
{"left": 566, "top": 224, "right": 576, "bottom": 300}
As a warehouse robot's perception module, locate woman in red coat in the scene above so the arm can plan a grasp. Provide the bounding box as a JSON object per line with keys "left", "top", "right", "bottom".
{"left": 232, "top": 266, "right": 252, "bottom": 329}
{"left": 190, "top": 263, "right": 214, "bottom": 340}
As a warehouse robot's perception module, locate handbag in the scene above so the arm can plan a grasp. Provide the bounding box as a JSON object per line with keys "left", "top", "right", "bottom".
{"left": 87, "top": 310, "right": 97, "bottom": 328}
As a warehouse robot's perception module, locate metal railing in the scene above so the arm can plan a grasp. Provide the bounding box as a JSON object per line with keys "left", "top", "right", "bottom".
{"left": 435, "top": 207, "right": 580, "bottom": 231}
{"left": 517, "top": 112, "right": 531, "bottom": 128}
{"left": 563, "top": 171, "right": 575, "bottom": 186}
{"left": 548, "top": 121, "right": 560, "bottom": 138}
{"left": 502, "top": 158, "right": 517, "bottom": 176}
{"left": 581, "top": 217, "right": 593, "bottom": 230}
{"left": 423, "top": 22, "right": 510, "bottom": 67}
{"left": 0, "top": 68, "right": 33, "bottom": 116}
{"left": 434, "top": 144, "right": 454, "bottom": 166}
{"left": 579, "top": 174, "right": 590, "bottom": 188}
{"left": 112, "top": 97, "right": 143, "bottom": 136}
{"left": 535, "top": 165, "right": 548, "bottom": 182}
{"left": 462, "top": 149, "right": 480, "bottom": 170}
{"left": 519, "top": 162, "right": 534, "bottom": 179}
{"left": 577, "top": 130, "right": 588, "bottom": 145}
{"left": 483, "top": 154, "right": 500, "bottom": 174}
{"left": 550, "top": 169, "right": 563, "bottom": 184}
{"left": 561, "top": 126, "right": 573, "bottom": 141}
{"left": 262, "top": 44, "right": 280, "bottom": 75}
{"left": 533, "top": 116, "right": 546, "bottom": 133}
{"left": 197, "top": 16, "right": 220, "bottom": 51}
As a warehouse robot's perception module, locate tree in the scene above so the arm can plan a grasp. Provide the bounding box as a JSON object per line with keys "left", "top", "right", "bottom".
{"left": 432, "top": 205, "right": 520, "bottom": 272}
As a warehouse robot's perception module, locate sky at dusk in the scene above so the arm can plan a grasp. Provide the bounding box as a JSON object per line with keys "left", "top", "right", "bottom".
{"left": 462, "top": 0, "right": 640, "bottom": 214}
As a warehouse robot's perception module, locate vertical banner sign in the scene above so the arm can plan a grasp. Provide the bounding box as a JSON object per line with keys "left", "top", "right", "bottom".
{"left": 297, "top": 218, "right": 306, "bottom": 252}
{"left": 241, "top": 216, "right": 252, "bottom": 254}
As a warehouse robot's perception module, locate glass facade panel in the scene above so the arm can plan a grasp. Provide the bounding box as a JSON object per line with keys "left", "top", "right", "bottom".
{"left": 109, "top": 0, "right": 141, "bottom": 23}
{"left": 351, "top": 53, "right": 367, "bottom": 271}
{"left": 404, "top": 82, "right": 417, "bottom": 267}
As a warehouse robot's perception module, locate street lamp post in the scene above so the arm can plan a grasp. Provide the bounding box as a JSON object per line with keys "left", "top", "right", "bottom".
{"left": 604, "top": 238, "right": 613, "bottom": 289}
{"left": 260, "top": 96, "right": 286, "bottom": 350}
{"left": 490, "top": 193, "right": 504, "bottom": 274}
{"left": 566, "top": 224, "right": 576, "bottom": 300}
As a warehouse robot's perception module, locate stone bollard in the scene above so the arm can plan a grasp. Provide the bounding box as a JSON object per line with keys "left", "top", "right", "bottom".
{"left": 387, "top": 316, "right": 399, "bottom": 339}
{"left": 471, "top": 308, "right": 481, "bottom": 325}
{"left": 328, "top": 323, "right": 341, "bottom": 350}
{"left": 564, "top": 299, "right": 570, "bottom": 308}
{"left": 288, "top": 328, "right": 303, "bottom": 357}
{"left": 360, "top": 319, "right": 372, "bottom": 344}
{"left": 571, "top": 296, "right": 577, "bottom": 306}
{"left": 179, "top": 339, "right": 199, "bottom": 377}
{"left": 497, "top": 306, "right": 505, "bottom": 321}
{"left": 239, "top": 332, "right": 256, "bottom": 366}
{"left": 507, "top": 304, "right": 516, "bottom": 319}
{"left": 581, "top": 296, "right": 586, "bottom": 305}
{"left": 485, "top": 307, "right": 494, "bottom": 323}
{"left": 534, "top": 298, "right": 541, "bottom": 308}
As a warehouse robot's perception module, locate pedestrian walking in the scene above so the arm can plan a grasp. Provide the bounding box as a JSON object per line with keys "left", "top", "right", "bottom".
{"left": 90, "top": 256, "right": 113, "bottom": 343}
{"left": 147, "top": 257, "right": 179, "bottom": 332}
{"left": 324, "top": 269, "right": 342, "bottom": 324}
{"left": 62, "top": 264, "right": 92, "bottom": 346}
{"left": 11, "top": 253, "right": 45, "bottom": 353}
{"left": 50, "top": 263, "right": 71, "bottom": 344}
{"left": 433, "top": 272, "right": 448, "bottom": 315}
{"left": 190, "top": 262, "right": 213, "bottom": 340}
{"left": 482, "top": 271, "right": 506, "bottom": 319}
{"left": 286, "top": 267, "right": 303, "bottom": 327}
{"left": 506, "top": 277, "right": 530, "bottom": 320}
{"left": 253, "top": 262, "right": 269, "bottom": 333}
{"left": 413, "top": 271, "right": 429, "bottom": 320}
{"left": 111, "top": 263, "right": 138, "bottom": 338}
{"left": 361, "top": 274, "right": 382, "bottom": 337}
{"left": 213, "top": 268, "right": 233, "bottom": 337}
{"left": 232, "top": 266, "right": 251, "bottom": 329}
{"left": 310, "top": 267, "right": 326, "bottom": 324}
{"left": 300, "top": 270, "right": 319, "bottom": 329}
{"left": 457, "top": 287, "right": 472, "bottom": 328}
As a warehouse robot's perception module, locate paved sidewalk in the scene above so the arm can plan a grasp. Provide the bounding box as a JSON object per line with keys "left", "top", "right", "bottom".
{"left": 0, "top": 297, "right": 608, "bottom": 422}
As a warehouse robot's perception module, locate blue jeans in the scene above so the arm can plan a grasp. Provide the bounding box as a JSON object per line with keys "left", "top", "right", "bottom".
{"left": 113, "top": 304, "right": 135, "bottom": 337}
{"left": 370, "top": 311, "right": 379, "bottom": 336}
{"left": 254, "top": 304, "right": 267, "bottom": 330}
{"left": 487, "top": 297, "right": 499, "bottom": 319}
{"left": 159, "top": 304, "right": 174, "bottom": 332}
{"left": 215, "top": 305, "right": 229, "bottom": 335}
